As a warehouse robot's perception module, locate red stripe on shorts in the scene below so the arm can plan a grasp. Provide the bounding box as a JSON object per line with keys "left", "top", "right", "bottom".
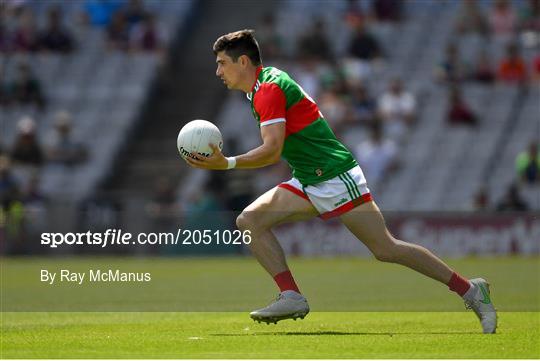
{"left": 319, "top": 193, "right": 373, "bottom": 220}
{"left": 278, "top": 183, "right": 310, "bottom": 201}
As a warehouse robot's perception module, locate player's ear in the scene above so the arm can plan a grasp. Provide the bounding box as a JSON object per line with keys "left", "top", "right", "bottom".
{"left": 239, "top": 55, "right": 249, "bottom": 68}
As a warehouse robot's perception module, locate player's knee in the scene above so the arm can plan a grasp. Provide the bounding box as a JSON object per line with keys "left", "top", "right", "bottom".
{"left": 373, "top": 249, "right": 396, "bottom": 263}
{"left": 236, "top": 212, "right": 249, "bottom": 231}
{"left": 374, "top": 238, "right": 412, "bottom": 263}
{"left": 372, "top": 238, "right": 401, "bottom": 263}
{"left": 236, "top": 211, "right": 261, "bottom": 232}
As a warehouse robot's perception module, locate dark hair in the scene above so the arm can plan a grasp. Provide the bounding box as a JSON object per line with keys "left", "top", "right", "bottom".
{"left": 213, "top": 29, "right": 262, "bottom": 66}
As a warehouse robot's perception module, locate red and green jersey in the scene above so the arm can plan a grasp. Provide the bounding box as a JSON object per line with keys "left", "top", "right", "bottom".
{"left": 247, "top": 66, "right": 357, "bottom": 185}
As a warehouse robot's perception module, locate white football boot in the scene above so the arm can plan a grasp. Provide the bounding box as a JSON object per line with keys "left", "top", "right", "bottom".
{"left": 250, "top": 290, "right": 310, "bottom": 324}
{"left": 464, "top": 278, "right": 497, "bottom": 334}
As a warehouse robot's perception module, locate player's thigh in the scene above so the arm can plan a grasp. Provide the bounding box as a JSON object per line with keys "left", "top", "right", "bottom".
{"left": 339, "top": 201, "right": 396, "bottom": 252}
{"left": 240, "top": 186, "right": 318, "bottom": 230}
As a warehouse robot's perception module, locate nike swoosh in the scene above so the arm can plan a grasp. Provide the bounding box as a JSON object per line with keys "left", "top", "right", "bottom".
{"left": 479, "top": 284, "right": 491, "bottom": 304}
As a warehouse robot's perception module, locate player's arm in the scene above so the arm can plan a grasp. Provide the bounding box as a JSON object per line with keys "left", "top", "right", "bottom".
{"left": 234, "top": 82, "right": 287, "bottom": 168}
{"left": 185, "top": 122, "right": 284, "bottom": 170}
{"left": 186, "top": 82, "right": 287, "bottom": 170}
{"left": 234, "top": 122, "right": 285, "bottom": 168}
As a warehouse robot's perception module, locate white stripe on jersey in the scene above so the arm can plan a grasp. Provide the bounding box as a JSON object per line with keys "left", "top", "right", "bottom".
{"left": 260, "top": 117, "right": 286, "bottom": 126}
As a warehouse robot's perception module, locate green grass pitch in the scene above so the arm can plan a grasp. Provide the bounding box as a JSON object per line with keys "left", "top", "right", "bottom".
{"left": 1, "top": 256, "right": 539, "bottom": 358}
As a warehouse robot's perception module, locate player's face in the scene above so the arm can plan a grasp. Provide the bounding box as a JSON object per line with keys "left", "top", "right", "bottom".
{"left": 215, "top": 51, "right": 243, "bottom": 90}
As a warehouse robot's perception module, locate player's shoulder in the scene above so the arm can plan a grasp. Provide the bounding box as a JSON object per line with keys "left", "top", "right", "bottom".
{"left": 259, "top": 66, "right": 300, "bottom": 96}
{"left": 255, "top": 67, "right": 284, "bottom": 94}
{"left": 260, "top": 66, "right": 293, "bottom": 85}
{"left": 253, "top": 81, "right": 285, "bottom": 106}
{"left": 261, "top": 66, "right": 284, "bottom": 78}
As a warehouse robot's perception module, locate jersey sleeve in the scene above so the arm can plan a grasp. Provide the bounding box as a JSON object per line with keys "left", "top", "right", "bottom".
{"left": 253, "top": 83, "right": 287, "bottom": 126}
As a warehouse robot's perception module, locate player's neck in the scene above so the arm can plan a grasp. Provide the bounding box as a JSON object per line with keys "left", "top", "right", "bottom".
{"left": 242, "top": 65, "right": 262, "bottom": 94}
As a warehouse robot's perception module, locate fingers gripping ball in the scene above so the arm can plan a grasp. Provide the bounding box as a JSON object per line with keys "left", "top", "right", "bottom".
{"left": 177, "top": 120, "right": 223, "bottom": 160}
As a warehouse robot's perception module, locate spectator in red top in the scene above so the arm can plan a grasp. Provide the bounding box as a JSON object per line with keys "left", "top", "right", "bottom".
{"left": 447, "top": 87, "right": 478, "bottom": 126}
{"left": 497, "top": 43, "right": 528, "bottom": 83}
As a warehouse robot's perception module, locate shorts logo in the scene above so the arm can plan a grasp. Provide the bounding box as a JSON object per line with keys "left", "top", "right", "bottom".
{"left": 315, "top": 168, "right": 323, "bottom": 177}
{"left": 334, "top": 198, "right": 348, "bottom": 207}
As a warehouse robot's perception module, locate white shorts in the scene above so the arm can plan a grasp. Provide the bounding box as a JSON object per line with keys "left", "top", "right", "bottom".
{"left": 278, "top": 165, "right": 372, "bottom": 220}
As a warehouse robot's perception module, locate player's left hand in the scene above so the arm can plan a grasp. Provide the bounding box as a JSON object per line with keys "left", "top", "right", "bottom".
{"left": 185, "top": 143, "right": 228, "bottom": 170}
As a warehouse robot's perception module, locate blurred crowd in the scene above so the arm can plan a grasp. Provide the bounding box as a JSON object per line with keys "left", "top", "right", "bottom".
{"left": 1, "top": 0, "right": 168, "bottom": 252}
{"left": 272, "top": 0, "right": 538, "bottom": 213}
{"left": 1, "top": 110, "right": 89, "bottom": 252}
{"left": 0, "top": 0, "right": 166, "bottom": 104}
{"left": 2, "top": 0, "right": 539, "bottom": 254}
{"left": 0, "top": 0, "right": 165, "bottom": 54}
{"left": 181, "top": 0, "right": 539, "bottom": 216}
{"left": 1, "top": 0, "right": 166, "bottom": 106}
{"left": 472, "top": 139, "right": 540, "bottom": 212}
{"left": 85, "top": 0, "right": 166, "bottom": 52}
{"left": 448, "top": 0, "right": 539, "bottom": 211}
{"left": 434, "top": 0, "right": 540, "bottom": 214}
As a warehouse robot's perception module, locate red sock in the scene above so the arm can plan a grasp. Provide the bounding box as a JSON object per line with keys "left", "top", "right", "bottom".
{"left": 447, "top": 272, "right": 471, "bottom": 296}
{"left": 273, "top": 270, "right": 300, "bottom": 293}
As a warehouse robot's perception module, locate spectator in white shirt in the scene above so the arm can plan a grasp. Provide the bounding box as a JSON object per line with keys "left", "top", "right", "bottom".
{"left": 355, "top": 123, "right": 398, "bottom": 186}
{"left": 377, "top": 77, "right": 416, "bottom": 141}
{"left": 46, "top": 110, "right": 88, "bottom": 166}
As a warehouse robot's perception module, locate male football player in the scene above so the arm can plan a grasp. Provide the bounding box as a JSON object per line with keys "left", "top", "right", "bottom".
{"left": 185, "top": 30, "right": 497, "bottom": 333}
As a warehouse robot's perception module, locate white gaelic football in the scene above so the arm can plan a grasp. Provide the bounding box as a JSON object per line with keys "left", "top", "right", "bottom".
{"left": 177, "top": 119, "right": 223, "bottom": 160}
